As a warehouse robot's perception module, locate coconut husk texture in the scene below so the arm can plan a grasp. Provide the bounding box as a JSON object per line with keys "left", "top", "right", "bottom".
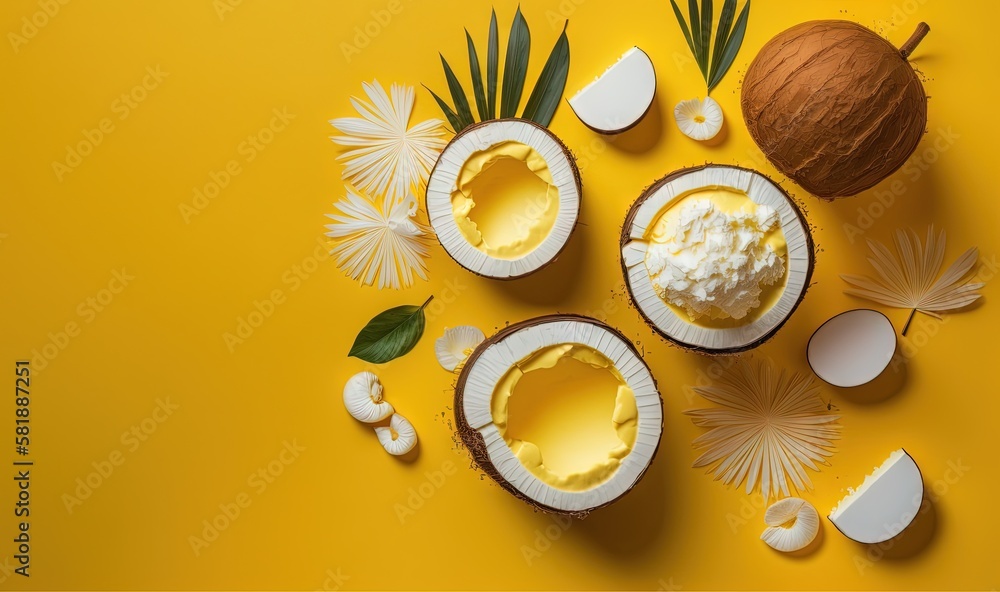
{"left": 425, "top": 118, "right": 582, "bottom": 280}
{"left": 454, "top": 314, "right": 662, "bottom": 518}
{"left": 741, "top": 21, "right": 930, "bottom": 199}
{"left": 619, "top": 164, "right": 816, "bottom": 355}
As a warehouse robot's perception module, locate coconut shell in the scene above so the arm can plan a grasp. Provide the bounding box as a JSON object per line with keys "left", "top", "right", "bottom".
{"left": 741, "top": 21, "right": 929, "bottom": 199}
{"left": 425, "top": 118, "right": 583, "bottom": 280}
{"left": 454, "top": 314, "right": 662, "bottom": 518}
{"left": 619, "top": 164, "right": 816, "bottom": 354}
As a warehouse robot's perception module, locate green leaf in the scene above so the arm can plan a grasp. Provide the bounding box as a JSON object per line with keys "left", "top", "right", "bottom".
{"left": 487, "top": 9, "right": 499, "bottom": 119}
{"left": 709, "top": 0, "right": 737, "bottom": 83}
{"left": 466, "top": 30, "right": 489, "bottom": 122}
{"left": 500, "top": 6, "right": 530, "bottom": 118}
{"left": 668, "top": 0, "right": 697, "bottom": 59}
{"left": 688, "top": 0, "right": 706, "bottom": 76}
{"left": 440, "top": 54, "right": 475, "bottom": 130}
{"left": 699, "top": 0, "right": 712, "bottom": 78}
{"left": 422, "top": 84, "right": 463, "bottom": 132}
{"left": 521, "top": 21, "right": 569, "bottom": 127}
{"left": 348, "top": 297, "right": 432, "bottom": 364}
{"left": 708, "top": 0, "right": 750, "bottom": 93}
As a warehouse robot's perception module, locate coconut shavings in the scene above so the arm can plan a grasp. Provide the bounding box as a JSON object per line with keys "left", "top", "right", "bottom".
{"left": 645, "top": 199, "right": 784, "bottom": 320}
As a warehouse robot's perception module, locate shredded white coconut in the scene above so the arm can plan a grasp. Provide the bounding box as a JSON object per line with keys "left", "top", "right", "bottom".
{"left": 645, "top": 199, "right": 785, "bottom": 320}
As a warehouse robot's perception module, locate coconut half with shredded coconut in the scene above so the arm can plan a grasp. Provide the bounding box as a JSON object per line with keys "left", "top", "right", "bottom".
{"left": 620, "top": 164, "right": 814, "bottom": 354}
{"left": 425, "top": 119, "right": 582, "bottom": 280}
{"left": 454, "top": 314, "right": 663, "bottom": 516}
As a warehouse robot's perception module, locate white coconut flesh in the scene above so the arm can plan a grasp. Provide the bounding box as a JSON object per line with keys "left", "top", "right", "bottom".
{"left": 621, "top": 165, "right": 811, "bottom": 351}
{"left": 459, "top": 317, "right": 662, "bottom": 513}
{"left": 829, "top": 449, "right": 924, "bottom": 544}
{"left": 426, "top": 119, "right": 580, "bottom": 279}
{"left": 808, "top": 309, "right": 896, "bottom": 387}
{"left": 568, "top": 46, "right": 656, "bottom": 133}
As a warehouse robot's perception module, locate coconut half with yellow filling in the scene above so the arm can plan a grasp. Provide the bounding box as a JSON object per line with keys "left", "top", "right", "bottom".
{"left": 426, "top": 119, "right": 582, "bottom": 279}
{"left": 620, "top": 165, "right": 814, "bottom": 354}
{"left": 455, "top": 314, "right": 662, "bottom": 516}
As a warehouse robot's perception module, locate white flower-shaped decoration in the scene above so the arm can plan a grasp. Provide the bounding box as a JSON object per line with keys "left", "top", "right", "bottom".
{"left": 325, "top": 189, "right": 431, "bottom": 290}
{"left": 674, "top": 97, "right": 724, "bottom": 141}
{"left": 435, "top": 326, "right": 486, "bottom": 372}
{"left": 330, "top": 80, "right": 448, "bottom": 203}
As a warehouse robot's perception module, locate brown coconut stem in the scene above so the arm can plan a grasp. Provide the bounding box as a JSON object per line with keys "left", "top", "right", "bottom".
{"left": 899, "top": 23, "right": 930, "bottom": 59}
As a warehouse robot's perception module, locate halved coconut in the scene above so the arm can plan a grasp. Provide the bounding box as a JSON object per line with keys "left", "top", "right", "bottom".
{"left": 620, "top": 164, "right": 814, "bottom": 354}
{"left": 568, "top": 46, "right": 656, "bottom": 134}
{"left": 829, "top": 449, "right": 924, "bottom": 544}
{"left": 454, "top": 314, "right": 662, "bottom": 516}
{"left": 426, "top": 119, "right": 582, "bottom": 279}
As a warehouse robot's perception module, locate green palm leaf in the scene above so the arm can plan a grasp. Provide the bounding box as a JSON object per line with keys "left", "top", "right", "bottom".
{"left": 422, "top": 84, "right": 463, "bottom": 132}
{"left": 500, "top": 6, "right": 530, "bottom": 118}
{"left": 521, "top": 22, "right": 569, "bottom": 127}
{"left": 668, "top": 0, "right": 697, "bottom": 59}
{"left": 440, "top": 54, "right": 474, "bottom": 130}
{"left": 487, "top": 9, "right": 499, "bottom": 119}
{"left": 699, "top": 0, "right": 712, "bottom": 78}
{"left": 709, "top": 0, "right": 737, "bottom": 80}
{"left": 466, "top": 30, "right": 489, "bottom": 121}
{"left": 708, "top": 0, "right": 750, "bottom": 92}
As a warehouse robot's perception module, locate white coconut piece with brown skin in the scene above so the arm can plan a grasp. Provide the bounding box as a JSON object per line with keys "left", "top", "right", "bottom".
{"left": 454, "top": 315, "right": 663, "bottom": 516}
{"left": 568, "top": 47, "right": 656, "bottom": 134}
{"left": 620, "top": 164, "right": 814, "bottom": 354}
{"left": 426, "top": 119, "right": 581, "bottom": 280}
{"left": 829, "top": 449, "right": 924, "bottom": 544}
{"left": 807, "top": 309, "right": 897, "bottom": 387}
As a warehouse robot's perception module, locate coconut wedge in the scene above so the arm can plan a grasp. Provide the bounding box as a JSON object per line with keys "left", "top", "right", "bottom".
{"left": 455, "top": 315, "right": 662, "bottom": 516}
{"left": 568, "top": 47, "right": 656, "bottom": 134}
{"left": 426, "top": 119, "right": 581, "bottom": 280}
{"left": 620, "top": 165, "right": 814, "bottom": 354}
{"left": 829, "top": 449, "right": 924, "bottom": 544}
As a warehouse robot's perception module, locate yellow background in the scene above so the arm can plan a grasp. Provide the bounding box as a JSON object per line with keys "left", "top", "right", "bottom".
{"left": 2, "top": 0, "right": 998, "bottom": 589}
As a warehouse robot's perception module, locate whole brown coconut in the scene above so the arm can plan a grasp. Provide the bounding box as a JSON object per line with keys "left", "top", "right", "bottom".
{"left": 741, "top": 21, "right": 930, "bottom": 199}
